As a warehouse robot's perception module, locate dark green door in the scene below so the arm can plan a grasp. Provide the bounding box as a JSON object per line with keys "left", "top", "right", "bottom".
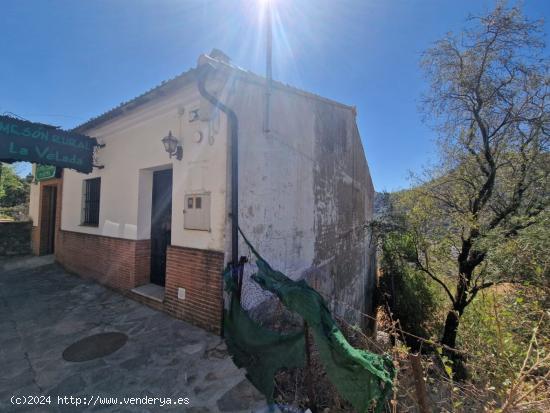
{"left": 150, "top": 169, "right": 172, "bottom": 286}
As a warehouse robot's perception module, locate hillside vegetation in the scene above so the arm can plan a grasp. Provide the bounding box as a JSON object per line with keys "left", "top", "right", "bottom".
{"left": 369, "top": 3, "right": 549, "bottom": 410}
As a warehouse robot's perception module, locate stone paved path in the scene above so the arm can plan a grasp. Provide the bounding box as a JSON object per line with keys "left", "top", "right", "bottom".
{"left": 0, "top": 259, "right": 269, "bottom": 413}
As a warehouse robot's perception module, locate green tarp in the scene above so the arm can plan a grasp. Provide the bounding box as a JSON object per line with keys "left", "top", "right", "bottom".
{"left": 223, "top": 271, "right": 306, "bottom": 401}
{"left": 223, "top": 230, "right": 395, "bottom": 413}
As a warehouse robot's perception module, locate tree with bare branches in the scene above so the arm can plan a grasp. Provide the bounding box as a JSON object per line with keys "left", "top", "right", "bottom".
{"left": 399, "top": 3, "right": 550, "bottom": 375}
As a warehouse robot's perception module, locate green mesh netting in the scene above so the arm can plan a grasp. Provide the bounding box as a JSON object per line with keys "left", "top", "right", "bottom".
{"left": 223, "top": 230, "right": 395, "bottom": 413}
{"left": 223, "top": 270, "right": 306, "bottom": 402}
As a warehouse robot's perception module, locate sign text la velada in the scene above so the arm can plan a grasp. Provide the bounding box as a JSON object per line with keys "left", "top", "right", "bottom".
{"left": 0, "top": 115, "right": 97, "bottom": 174}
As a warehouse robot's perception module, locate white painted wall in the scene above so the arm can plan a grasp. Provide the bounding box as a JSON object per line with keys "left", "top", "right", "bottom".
{"left": 217, "top": 66, "right": 375, "bottom": 316}
{"left": 227, "top": 77, "right": 319, "bottom": 309}
{"left": 61, "top": 82, "right": 228, "bottom": 252}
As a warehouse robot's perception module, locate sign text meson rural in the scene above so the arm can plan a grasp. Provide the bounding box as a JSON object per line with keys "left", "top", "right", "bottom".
{"left": 0, "top": 115, "right": 97, "bottom": 173}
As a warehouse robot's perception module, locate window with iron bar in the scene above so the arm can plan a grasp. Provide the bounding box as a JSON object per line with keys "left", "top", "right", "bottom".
{"left": 82, "top": 177, "right": 101, "bottom": 226}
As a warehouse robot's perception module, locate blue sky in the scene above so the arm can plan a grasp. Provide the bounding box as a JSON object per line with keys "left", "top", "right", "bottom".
{"left": 2, "top": 0, "right": 548, "bottom": 191}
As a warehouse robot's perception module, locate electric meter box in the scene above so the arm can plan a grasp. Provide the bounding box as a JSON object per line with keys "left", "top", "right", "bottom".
{"left": 184, "top": 193, "right": 211, "bottom": 231}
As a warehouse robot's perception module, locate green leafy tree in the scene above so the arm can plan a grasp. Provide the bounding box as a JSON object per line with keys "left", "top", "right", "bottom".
{"left": 0, "top": 163, "right": 30, "bottom": 207}
{"left": 372, "top": 192, "right": 444, "bottom": 351}
{"left": 405, "top": 3, "right": 550, "bottom": 373}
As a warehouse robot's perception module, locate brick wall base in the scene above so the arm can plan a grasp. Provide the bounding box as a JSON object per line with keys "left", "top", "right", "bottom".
{"left": 56, "top": 231, "right": 224, "bottom": 335}
{"left": 56, "top": 230, "right": 150, "bottom": 291}
{"left": 165, "top": 246, "right": 224, "bottom": 334}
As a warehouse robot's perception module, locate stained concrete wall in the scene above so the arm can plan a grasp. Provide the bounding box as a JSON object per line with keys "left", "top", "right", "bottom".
{"left": 310, "top": 103, "right": 376, "bottom": 324}
{"left": 223, "top": 66, "right": 376, "bottom": 323}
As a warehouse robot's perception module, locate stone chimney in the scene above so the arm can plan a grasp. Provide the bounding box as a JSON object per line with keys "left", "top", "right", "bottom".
{"left": 208, "top": 49, "right": 231, "bottom": 64}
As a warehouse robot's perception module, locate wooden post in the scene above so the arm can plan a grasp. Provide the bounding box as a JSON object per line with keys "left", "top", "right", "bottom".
{"left": 409, "top": 353, "right": 431, "bottom": 413}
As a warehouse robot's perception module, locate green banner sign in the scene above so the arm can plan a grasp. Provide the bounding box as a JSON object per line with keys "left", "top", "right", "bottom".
{"left": 0, "top": 115, "right": 97, "bottom": 173}
{"left": 35, "top": 164, "right": 57, "bottom": 182}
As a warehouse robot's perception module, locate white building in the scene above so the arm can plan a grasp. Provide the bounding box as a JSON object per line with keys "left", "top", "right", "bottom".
{"left": 29, "top": 50, "right": 376, "bottom": 333}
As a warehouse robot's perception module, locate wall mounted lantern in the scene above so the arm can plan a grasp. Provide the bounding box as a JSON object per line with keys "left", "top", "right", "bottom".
{"left": 162, "top": 130, "right": 182, "bottom": 160}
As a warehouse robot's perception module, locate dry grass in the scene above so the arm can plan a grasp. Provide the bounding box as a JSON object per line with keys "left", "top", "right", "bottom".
{"left": 269, "top": 311, "right": 545, "bottom": 413}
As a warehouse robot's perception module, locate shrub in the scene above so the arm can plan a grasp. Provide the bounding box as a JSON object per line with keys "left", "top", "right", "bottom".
{"left": 379, "top": 232, "right": 444, "bottom": 351}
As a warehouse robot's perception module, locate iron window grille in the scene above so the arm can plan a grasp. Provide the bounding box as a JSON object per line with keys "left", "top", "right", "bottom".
{"left": 82, "top": 177, "right": 101, "bottom": 226}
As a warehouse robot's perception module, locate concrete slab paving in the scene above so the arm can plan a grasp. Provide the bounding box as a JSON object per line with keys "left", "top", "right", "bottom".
{"left": 0, "top": 260, "right": 271, "bottom": 413}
